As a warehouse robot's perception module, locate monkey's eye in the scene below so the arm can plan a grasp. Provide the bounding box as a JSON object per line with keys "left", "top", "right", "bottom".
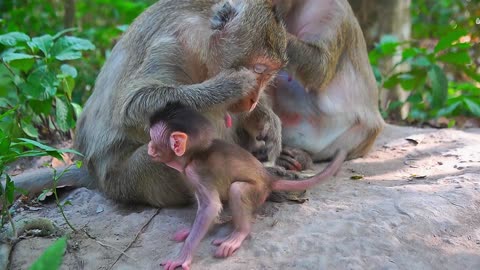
{"left": 254, "top": 64, "right": 268, "bottom": 74}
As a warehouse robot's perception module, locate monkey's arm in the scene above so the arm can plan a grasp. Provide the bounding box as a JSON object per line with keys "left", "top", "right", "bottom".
{"left": 286, "top": 20, "right": 353, "bottom": 92}
{"left": 121, "top": 69, "right": 257, "bottom": 128}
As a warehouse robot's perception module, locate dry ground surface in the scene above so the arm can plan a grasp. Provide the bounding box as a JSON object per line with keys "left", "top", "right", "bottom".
{"left": 4, "top": 124, "right": 480, "bottom": 270}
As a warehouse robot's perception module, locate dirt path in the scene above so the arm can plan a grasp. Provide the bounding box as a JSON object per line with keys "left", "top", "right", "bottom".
{"left": 7, "top": 125, "right": 480, "bottom": 270}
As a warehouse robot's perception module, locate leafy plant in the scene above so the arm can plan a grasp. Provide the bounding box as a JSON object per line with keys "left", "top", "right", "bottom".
{"left": 370, "top": 31, "right": 479, "bottom": 122}
{"left": 0, "top": 30, "right": 95, "bottom": 140}
{"left": 28, "top": 237, "right": 67, "bottom": 270}
{"left": 0, "top": 108, "right": 82, "bottom": 236}
{"left": 38, "top": 161, "right": 82, "bottom": 232}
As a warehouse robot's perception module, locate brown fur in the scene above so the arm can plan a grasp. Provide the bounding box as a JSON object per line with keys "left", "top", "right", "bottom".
{"left": 11, "top": 0, "right": 288, "bottom": 208}
{"left": 148, "top": 105, "right": 344, "bottom": 269}
{"left": 268, "top": 0, "right": 385, "bottom": 170}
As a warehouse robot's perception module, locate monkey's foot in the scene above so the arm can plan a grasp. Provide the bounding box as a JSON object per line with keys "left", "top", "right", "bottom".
{"left": 172, "top": 228, "right": 190, "bottom": 242}
{"left": 162, "top": 257, "right": 191, "bottom": 270}
{"left": 276, "top": 147, "right": 313, "bottom": 171}
{"left": 212, "top": 230, "right": 249, "bottom": 258}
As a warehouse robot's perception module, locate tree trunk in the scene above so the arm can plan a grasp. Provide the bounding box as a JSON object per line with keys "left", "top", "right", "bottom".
{"left": 64, "top": 0, "right": 76, "bottom": 30}
{"left": 349, "top": 0, "right": 412, "bottom": 120}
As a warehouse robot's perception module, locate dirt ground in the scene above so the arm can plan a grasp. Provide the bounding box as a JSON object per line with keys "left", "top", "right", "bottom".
{"left": 4, "top": 124, "right": 480, "bottom": 270}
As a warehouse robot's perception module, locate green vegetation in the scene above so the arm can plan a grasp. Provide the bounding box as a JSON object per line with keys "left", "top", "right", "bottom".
{"left": 0, "top": 0, "right": 477, "bottom": 267}
{"left": 371, "top": 0, "right": 479, "bottom": 123}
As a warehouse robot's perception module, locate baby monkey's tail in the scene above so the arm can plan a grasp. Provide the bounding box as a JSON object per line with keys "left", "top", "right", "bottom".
{"left": 271, "top": 150, "right": 346, "bottom": 192}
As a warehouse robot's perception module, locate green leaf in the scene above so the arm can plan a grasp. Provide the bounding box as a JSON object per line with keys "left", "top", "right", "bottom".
{"left": 5, "top": 175, "right": 14, "bottom": 204}
{"left": 428, "top": 65, "right": 448, "bottom": 109}
{"left": 437, "top": 51, "right": 471, "bottom": 65}
{"left": 434, "top": 29, "right": 468, "bottom": 53}
{"left": 116, "top": 25, "right": 129, "bottom": 32}
{"left": 71, "top": 103, "right": 83, "bottom": 119}
{"left": 0, "top": 136, "right": 11, "bottom": 155}
{"left": 51, "top": 37, "right": 94, "bottom": 61}
{"left": 24, "top": 66, "right": 58, "bottom": 100}
{"left": 398, "top": 74, "right": 417, "bottom": 90}
{"left": 0, "top": 32, "right": 30, "bottom": 46}
{"left": 407, "top": 93, "right": 423, "bottom": 104}
{"left": 2, "top": 52, "right": 34, "bottom": 63}
{"left": 52, "top": 28, "right": 77, "bottom": 40}
{"left": 60, "top": 64, "right": 78, "bottom": 78}
{"left": 20, "top": 119, "right": 40, "bottom": 139}
{"left": 75, "top": 160, "right": 83, "bottom": 168}
{"left": 62, "top": 200, "right": 73, "bottom": 207}
{"left": 55, "top": 96, "right": 73, "bottom": 132}
{"left": 29, "top": 100, "right": 53, "bottom": 115}
{"left": 28, "top": 237, "right": 67, "bottom": 270}
{"left": 378, "top": 35, "right": 399, "bottom": 55}
{"left": 62, "top": 36, "right": 95, "bottom": 51}
{"left": 17, "top": 138, "right": 57, "bottom": 151}
{"left": 464, "top": 98, "right": 480, "bottom": 117}
{"left": 436, "top": 101, "right": 462, "bottom": 117}
{"left": 28, "top": 35, "right": 54, "bottom": 58}
{"left": 411, "top": 56, "right": 431, "bottom": 67}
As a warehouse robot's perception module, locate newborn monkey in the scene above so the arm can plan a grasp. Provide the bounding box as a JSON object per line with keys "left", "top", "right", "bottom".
{"left": 148, "top": 103, "right": 345, "bottom": 270}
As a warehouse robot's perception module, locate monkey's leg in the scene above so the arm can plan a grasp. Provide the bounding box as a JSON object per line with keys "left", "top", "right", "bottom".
{"left": 163, "top": 189, "right": 222, "bottom": 270}
{"left": 276, "top": 146, "right": 314, "bottom": 171}
{"left": 213, "top": 182, "right": 258, "bottom": 258}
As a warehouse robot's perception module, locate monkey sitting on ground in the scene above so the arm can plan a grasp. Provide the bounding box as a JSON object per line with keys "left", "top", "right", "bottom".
{"left": 262, "top": 0, "right": 385, "bottom": 171}
{"left": 10, "top": 0, "right": 289, "bottom": 208}
{"left": 148, "top": 103, "right": 345, "bottom": 270}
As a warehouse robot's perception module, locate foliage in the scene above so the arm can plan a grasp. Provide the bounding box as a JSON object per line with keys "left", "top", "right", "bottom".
{"left": 0, "top": 30, "right": 94, "bottom": 140}
{"left": 38, "top": 161, "right": 83, "bottom": 232}
{"left": 0, "top": 108, "right": 82, "bottom": 234}
{"left": 1, "top": 0, "right": 156, "bottom": 105}
{"left": 370, "top": 0, "right": 479, "bottom": 123}
{"left": 28, "top": 237, "right": 67, "bottom": 270}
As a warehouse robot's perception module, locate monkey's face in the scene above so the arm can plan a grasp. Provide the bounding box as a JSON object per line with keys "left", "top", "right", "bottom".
{"left": 211, "top": 0, "right": 288, "bottom": 113}
{"left": 147, "top": 140, "right": 175, "bottom": 163}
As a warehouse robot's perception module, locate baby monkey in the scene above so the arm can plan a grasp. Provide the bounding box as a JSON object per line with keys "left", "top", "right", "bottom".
{"left": 148, "top": 103, "right": 345, "bottom": 270}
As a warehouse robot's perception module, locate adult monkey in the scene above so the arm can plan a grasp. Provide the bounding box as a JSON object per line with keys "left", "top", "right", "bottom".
{"left": 268, "top": 0, "right": 385, "bottom": 170}
{"left": 11, "top": 0, "right": 288, "bottom": 207}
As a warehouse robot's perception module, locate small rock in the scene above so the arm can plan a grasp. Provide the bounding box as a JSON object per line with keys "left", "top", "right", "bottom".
{"left": 96, "top": 206, "right": 104, "bottom": 214}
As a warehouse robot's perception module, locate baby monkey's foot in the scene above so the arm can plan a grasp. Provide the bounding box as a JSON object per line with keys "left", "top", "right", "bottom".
{"left": 172, "top": 228, "right": 190, "bottom": 242}
{"left": 162, "top": 257, "right": 191, "bottom": 270}
{"left": 212, "top": 230, "right": 249, "bottom": 258}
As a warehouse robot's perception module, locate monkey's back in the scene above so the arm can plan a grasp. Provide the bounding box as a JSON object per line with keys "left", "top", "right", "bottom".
{"left": 191, "top": 139, "right": 271, "bottom": 201}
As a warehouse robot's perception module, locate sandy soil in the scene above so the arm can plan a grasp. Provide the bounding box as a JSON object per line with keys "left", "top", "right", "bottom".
{"left": 5, "top": 125, "right": 480, "bottom": 270}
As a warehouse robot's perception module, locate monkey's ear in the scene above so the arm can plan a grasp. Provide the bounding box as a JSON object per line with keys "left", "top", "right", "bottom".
{"left": 210, "top": 1, "right": 238, "bottom": 30}
{"left": 170, "top": 132, "right": 188, "bottom": 157}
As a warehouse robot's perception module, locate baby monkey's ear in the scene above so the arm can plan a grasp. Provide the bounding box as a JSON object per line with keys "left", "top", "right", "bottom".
{"left": 170, "top": 132, "right": 188, "bottom": 157}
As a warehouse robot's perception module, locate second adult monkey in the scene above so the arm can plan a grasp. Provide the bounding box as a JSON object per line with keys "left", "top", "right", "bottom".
{"left": 266, "top": 0, "right": 385, "bottom": 170}
{"left": 11, "top": 0, "right": 288, "bottom": 207}
{"left": 148, "top": 103, "right": 344, "bottom": 270}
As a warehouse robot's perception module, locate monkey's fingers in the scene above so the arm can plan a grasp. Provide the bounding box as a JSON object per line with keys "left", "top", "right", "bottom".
{"left": 162, "top": 260, "right": 190, "bottom": 270}
{"left": 276, "top": 147, "right": 313, "bottom": 171}
{"left": 172, "top": 228, "right": 190, "bottom": 242}
{"left": 276, "top": 155, "right": 303, "bottom": 171}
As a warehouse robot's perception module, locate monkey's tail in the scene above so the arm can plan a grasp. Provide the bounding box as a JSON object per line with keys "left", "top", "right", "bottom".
{"left": 271, "top": 150, "right": 346, "bottom": 192}
{"left": 7, "top": 166, "right": 94, "bottom": 198}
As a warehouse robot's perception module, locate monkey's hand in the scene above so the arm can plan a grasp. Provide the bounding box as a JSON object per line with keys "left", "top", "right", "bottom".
{"left": 221, "top": 67, "right": 259, "bottom": 104}
{"left": 276, "top": 146, "right": 313, "bottom": 171}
